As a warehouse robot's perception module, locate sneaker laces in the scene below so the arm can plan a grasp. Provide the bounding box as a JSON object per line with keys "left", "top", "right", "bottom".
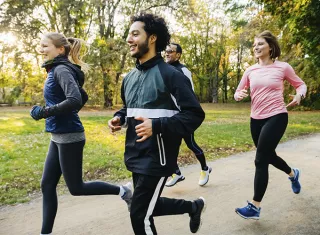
{"left": 200, "top": 171, "right": 206, "bottom": 178}
{"left": 245, "top": 203, "right": 252, "bottom": 209}
{"left": 289, "top": 174, "right": 297, "bottom": 182}
{"left": 246, "top": 202, "right": 259, "bottom": 212}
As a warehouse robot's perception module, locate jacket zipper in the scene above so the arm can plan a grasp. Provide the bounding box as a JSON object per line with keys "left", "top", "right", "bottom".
{"left": 156, "top": 134, "right": 166, "bottom": 166}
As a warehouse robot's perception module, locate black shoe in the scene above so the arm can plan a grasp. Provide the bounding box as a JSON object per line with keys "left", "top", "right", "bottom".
{"left": 189, "top": 197, "right": 206, "bottom": 233}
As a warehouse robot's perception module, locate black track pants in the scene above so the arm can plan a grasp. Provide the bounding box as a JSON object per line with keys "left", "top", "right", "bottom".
{"left": 130, "top": 173, "right": 193, "bottom": 235}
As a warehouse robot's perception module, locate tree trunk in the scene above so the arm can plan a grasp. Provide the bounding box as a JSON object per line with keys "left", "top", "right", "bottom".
{"left": 212, "top": 68, "right": 219, "bottom": 103}
{"left": 236, "top": 44, "right": 243, "bottom": 84}
{"left": 198, "top": 76, "right": 204, "bottom": 102}
{"left": 223, "top": 74, "right": 228, "bottom": 103}
{"left": 114, "top": 52, "right": 128, "bottom": 104}
{"left": 103, "top": 72, "right": 113, "bottom": 108}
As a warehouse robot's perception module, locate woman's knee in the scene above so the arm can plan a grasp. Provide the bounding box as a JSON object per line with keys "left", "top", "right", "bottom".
{"left": 254, "top": 159, "right": 267, "bottom": 168}
{"left": 67, "top": 185, "right": 83, "bottom": 196}
{"left": 41, "top": 178, "right": 57, "bottom": 194}
{"left": 254, "top": 152, "right": 270, "bottom": 168}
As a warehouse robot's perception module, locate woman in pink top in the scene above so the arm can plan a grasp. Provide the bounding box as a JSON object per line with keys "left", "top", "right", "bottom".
{"left": 234, "top": 31, "right": 307, "bottom": 220}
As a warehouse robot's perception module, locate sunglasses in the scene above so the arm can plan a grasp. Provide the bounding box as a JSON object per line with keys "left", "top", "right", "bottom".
{"left": 165, "top": 49, "right": 176, "bottom": 54}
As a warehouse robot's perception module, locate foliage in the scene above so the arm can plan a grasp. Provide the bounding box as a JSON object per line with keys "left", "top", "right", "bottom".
{"left": 253, "top": 0, "right": 320, "bottom": 109}
{"left": 0, "top": 0, "right": 319, "bottom": 108}
{"left": 172, "top": 0, "right": 233, "bottom": 103}
{"left": 259, "top": 0, "right": 320, "bottom": 65}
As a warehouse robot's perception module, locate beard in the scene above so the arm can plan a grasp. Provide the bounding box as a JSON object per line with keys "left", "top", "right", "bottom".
{"left": 131, "top": 38, "right": 149, "bottom": 59}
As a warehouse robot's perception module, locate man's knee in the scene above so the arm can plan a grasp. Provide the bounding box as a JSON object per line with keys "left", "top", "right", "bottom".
{"left": 130, "top": 210, "right": 148, "bottom": 233}
{"left": 130, "top": 209, "right": 144, "bottom": 224}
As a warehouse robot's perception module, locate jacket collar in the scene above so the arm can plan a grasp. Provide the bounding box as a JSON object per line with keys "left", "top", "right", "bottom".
{"left": 42, "top": 55, "right": 73, "bottom": 72}
{"left": 135, "top": 53, "right": 163, "bottom": 71}
{"left": 41, "top": 55, "right": 85, "bottom": 86}
{"left": 170, "top": 60, "right": 181, "bottom": 67}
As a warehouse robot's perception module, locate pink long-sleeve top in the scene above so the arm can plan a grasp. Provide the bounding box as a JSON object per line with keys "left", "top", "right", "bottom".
{"left": 234, "top": 61, "right": 307, "bottom": 119}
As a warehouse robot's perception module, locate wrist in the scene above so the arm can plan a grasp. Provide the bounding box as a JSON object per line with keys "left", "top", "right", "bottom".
{"left": 114, "top": 115, "right": 124, "bottom": 125}
{"left": 152, "top": 119, "right": 161, "bottom": 134}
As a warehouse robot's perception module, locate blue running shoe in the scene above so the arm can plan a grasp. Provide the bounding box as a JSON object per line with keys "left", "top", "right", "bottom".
{"left": 289, "top": 168, "right": 301, "bottom": 194}
{"left": 235, "top": 201, "right": 261, "bottom": 220}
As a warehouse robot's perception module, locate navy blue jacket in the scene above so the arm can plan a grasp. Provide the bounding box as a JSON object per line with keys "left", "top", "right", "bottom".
{"left": 42, "top": 56, "right": 84, "bottom": 133}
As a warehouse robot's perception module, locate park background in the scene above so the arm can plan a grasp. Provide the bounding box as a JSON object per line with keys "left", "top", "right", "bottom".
{"left": 0, "top": 0, "right": 319, "bottom": 206}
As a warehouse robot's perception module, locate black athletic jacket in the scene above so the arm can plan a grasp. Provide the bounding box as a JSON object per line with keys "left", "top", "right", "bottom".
{"left": 114, "top": 54, "right": 205, "bottom": 176}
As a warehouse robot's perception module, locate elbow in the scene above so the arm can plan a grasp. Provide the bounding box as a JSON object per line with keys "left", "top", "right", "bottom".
{"left": 69, "top": 98, "right": 83, "bottom": 110}
{"left": 76, "top": 102, "right": 83, "bottom": 110}
{"left": 77, "top": 98, "right": 84, "bottom": 110}
{"left": 201, "top": 109, "right": 205, "bottom": 121}
{"left": 196, "top": 109, "right": 205, "bottom": 125}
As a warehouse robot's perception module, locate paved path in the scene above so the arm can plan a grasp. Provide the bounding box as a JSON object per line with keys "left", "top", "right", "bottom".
{"left": 1, "top": 134, "right": 319, "bottom": 235}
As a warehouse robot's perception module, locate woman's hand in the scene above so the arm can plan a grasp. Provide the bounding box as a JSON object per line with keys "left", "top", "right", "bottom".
{"left": 30, "top": 105, "right": 45, "bottom": 120}
{"left": 237, "top": 87, "right": 248, "bottom": 101}
{"left": 286, "top": 94, "right": 302, "bottom": 108}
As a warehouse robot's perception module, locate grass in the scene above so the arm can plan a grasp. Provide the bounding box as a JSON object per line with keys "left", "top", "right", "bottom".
{"left": 0, "top": 104, "right": 319, "bottom": 205}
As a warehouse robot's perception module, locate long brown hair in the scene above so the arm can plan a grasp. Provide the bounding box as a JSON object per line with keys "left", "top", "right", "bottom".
{"left": 44, "top": 32, "right": 89, "bottom": 72}
{"left": 255, "top": 30, "right": 281, "bottom": 60}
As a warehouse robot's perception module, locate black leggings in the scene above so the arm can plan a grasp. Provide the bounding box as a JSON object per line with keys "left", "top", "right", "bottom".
{"left": 183, "top": 133, "right": 203, "bottom": 155}
{"left": 174, "top": 134, "right": 207, "bottom": 174}
{"left": 41, "top": 140, "right": 120, "bottom": 234}
{"left": 251, "top": 113, "right": 292, "bottom": 202}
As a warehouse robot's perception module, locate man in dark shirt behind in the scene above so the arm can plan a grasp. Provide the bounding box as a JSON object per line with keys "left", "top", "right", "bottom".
{"left": 165, "top": 43, "right": 212, "bottom": 187}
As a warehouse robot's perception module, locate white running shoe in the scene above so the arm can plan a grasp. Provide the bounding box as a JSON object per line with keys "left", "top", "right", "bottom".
{"left": 121, "top": 182, "right": 133, "bottom": 212}
{"left": 165, "top": 174, "right": 185, "bottom": 187}
{"left": 198, "top": 167, "right": 212, "bottom": 186}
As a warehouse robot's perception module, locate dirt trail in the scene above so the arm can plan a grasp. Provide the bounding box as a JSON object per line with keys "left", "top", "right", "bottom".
{"left": 1, "top": 134, "right": 319, "bottom": 235}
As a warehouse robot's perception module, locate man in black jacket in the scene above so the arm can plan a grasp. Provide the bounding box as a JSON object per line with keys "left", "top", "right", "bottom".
{"left": 108, "top": 13, "right": 206, "bottom": 234}
{"left": 165, "top": 43, "right": 212, "bottom": 187}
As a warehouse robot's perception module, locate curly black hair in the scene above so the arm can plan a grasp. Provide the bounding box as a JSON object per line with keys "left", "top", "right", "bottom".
{"left": 131, "top": 12, "right": 171, "bottom": 52}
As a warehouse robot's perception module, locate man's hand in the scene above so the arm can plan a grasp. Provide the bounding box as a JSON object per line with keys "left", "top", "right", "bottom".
{"left": 286, "top": 94, "right": 302, "bottom": 108}
{"left": 135, "top": 116, "right": 152, "bottom": 142}
{"left": 108, "top": 116, "right": 122, "bottom": 133}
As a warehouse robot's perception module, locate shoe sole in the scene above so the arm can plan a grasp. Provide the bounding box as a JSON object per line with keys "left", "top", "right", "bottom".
{"left": 193, "top": 196, "right": 207, "bottom": 233}
{"left": 235, "top": 210, "right": 260, "bottom": 220}
{"left": 165, "top": 176, "right": 185, "bottom": 187}
{"left": 198, "top": 168, "right": 212, "bottom": 187}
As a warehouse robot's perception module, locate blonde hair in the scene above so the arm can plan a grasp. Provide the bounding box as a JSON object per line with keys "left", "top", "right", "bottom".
{"left": 44, "top": 32, "right": 89, "bottom": 72}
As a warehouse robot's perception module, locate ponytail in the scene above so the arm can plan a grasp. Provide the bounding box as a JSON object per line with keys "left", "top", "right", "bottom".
{"left": 67, "top": 37, "right": 90, "bottom": 73}
{"left": 43, "top": 32, "right": 89, "bottom": 73}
